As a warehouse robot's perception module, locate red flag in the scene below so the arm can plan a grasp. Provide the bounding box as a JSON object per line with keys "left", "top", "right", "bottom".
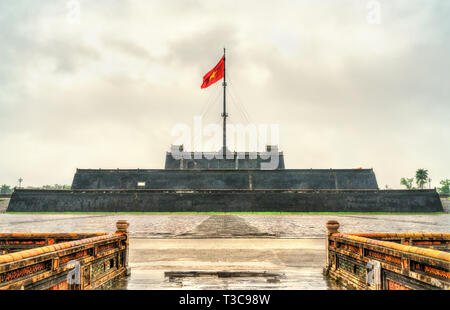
{"left": 201, "top": 56, "right": 224, "bottom": 89}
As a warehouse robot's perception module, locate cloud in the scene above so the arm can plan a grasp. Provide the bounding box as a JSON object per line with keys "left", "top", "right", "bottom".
{"left": 0, "top": 0, "right": 449, "bottom": 188}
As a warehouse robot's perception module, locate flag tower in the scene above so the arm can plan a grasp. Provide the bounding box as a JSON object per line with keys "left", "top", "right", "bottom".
{"left": 222, "top": 48, "right": 227, "bottom": 153}
{"left": 201, "top": 49, "right": 228, "bottom": 154}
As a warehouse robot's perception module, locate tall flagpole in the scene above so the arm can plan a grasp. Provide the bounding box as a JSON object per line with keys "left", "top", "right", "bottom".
{"left": 222, "top": 48, "right": 227, "bottom": 153}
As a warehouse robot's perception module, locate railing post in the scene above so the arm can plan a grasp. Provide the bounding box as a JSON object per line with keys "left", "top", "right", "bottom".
{"left": 116, "top": 220, "right": 130, "bottom": 276}
{"left": 325, "top": 220, "right": 340, "bottom": 273}
{"left": 326, "top": 220, "right": 340, "bottom": 234}
{"left": 401, "top": 256, "right": 410, "bottom": 276}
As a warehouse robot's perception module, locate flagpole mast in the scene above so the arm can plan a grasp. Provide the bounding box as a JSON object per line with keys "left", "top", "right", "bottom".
{"left": 222, "top": 47, "right": 227, "bottom": 153}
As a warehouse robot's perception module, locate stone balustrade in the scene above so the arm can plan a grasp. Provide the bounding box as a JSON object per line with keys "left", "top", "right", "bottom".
{"left": 0, "top": 221, "right": 129, "bottom": 290}
{"left": 324, "top": 220, "right": 449, "bottom": 290}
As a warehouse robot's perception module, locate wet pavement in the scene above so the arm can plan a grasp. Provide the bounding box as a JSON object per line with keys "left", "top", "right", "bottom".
{"left": 0, "top": 212, "right": 448, "bottom": 289}
{"left": 112, "top": 238, "right": 341, "bottom": 290}
{"left": 0, "top": 213, "right": 447, "bottom": 237}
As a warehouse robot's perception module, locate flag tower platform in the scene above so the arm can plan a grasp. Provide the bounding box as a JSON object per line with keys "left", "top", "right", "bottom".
{"left": 6, "top": 50, "right": 444, "bottom": 213}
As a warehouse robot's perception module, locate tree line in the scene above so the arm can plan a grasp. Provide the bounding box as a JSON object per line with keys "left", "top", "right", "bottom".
{"left": 400, "top": 168, "right": 449, "bottom": 194}
{"left": 0, "top": 184, "right": 71, "bottom": 194}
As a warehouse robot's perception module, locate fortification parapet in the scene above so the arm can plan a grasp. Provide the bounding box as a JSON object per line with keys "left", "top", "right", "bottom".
{"left": 71, "top": 168, "right": 379, "bottom": 190}
{"left": 7, "top": 188, "right": 443, "bottom": 212}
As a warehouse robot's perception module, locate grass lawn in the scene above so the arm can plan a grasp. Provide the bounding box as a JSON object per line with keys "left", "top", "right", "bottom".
{"left": 5, "top": 211, "right": 445, "bottom": 215}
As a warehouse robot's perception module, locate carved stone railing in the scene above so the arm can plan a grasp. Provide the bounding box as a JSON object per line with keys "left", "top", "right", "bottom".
{"left": 0, "top": 233, "right": 107, "bottom": 255}
{"left": 324, "top": 220, "right": 449, "bottom": 290}
{"left": 0, "top": 220, "right": 130, "bottom": 290}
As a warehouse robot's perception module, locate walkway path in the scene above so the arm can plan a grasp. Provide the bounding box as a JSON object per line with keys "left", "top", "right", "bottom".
{"left": 1, "top": 213, "right": 447, "bottom": 290}
{"left": 0, "top": 213, "right": 448, "bottom": 237}
{"left": 112, "top": 238, "right": 339, "bottom": 290}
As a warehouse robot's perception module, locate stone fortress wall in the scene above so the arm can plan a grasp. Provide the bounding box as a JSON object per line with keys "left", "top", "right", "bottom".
{"left": 7, "top": 188, "right": 443, "bottom": 213}
{"left": 164, "top": 145, "right": 286, "bottom": 169}
{"left": 71, "top": 168, "right": 379, "bottom": 190}
{"left": 6, "top": 144, "right": 444, "bottom": 213}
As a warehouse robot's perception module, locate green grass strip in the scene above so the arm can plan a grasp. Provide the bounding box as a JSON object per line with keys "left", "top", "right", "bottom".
{"left": 5, "top": 211, "right": 445, "bottom": 215}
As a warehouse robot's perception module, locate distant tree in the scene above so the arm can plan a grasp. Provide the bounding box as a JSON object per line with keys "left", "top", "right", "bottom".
{"left": 400, "top": 177, "right": 414, "bottom": 190}
{"left": 0, "top": 184, "right": 12, "bottom": 194}
{"left": 438, "top": 179, "right": 450, "bottom": 195}
{"left": 415, "top": 169, "right": 429, "bottom": 189}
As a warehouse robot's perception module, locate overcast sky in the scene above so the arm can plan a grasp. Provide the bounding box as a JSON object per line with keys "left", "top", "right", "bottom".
{"left": 0, "top": 0, "right": 449, "bottom": 189}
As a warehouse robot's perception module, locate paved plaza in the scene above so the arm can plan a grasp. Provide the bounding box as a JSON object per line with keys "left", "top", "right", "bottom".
{"left": 0, "top": 212, "right": 448, "bottom": 238}
{"left": 0, "top": 210, "right": 448, "bottom": 289}
{"left": 113, "top": 238, "right": 338, "bottom": 290}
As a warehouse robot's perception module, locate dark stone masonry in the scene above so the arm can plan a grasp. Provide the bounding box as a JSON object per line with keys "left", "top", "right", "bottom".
{"left": 7, "top": 145, "right": 444, "bottom": 212}
{"left": 7, "top": 189, "right": 443, "bottom": 213}
{"left": 72, "top": 169, "right": 379, "bottom": 190}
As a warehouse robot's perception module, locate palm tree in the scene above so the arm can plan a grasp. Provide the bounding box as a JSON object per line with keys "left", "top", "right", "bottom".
{"left": 415, "top": 169, "right": 429, "bottom": 189}
{"left": 400, "top": 177, "right": 414, "bottom": 189}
